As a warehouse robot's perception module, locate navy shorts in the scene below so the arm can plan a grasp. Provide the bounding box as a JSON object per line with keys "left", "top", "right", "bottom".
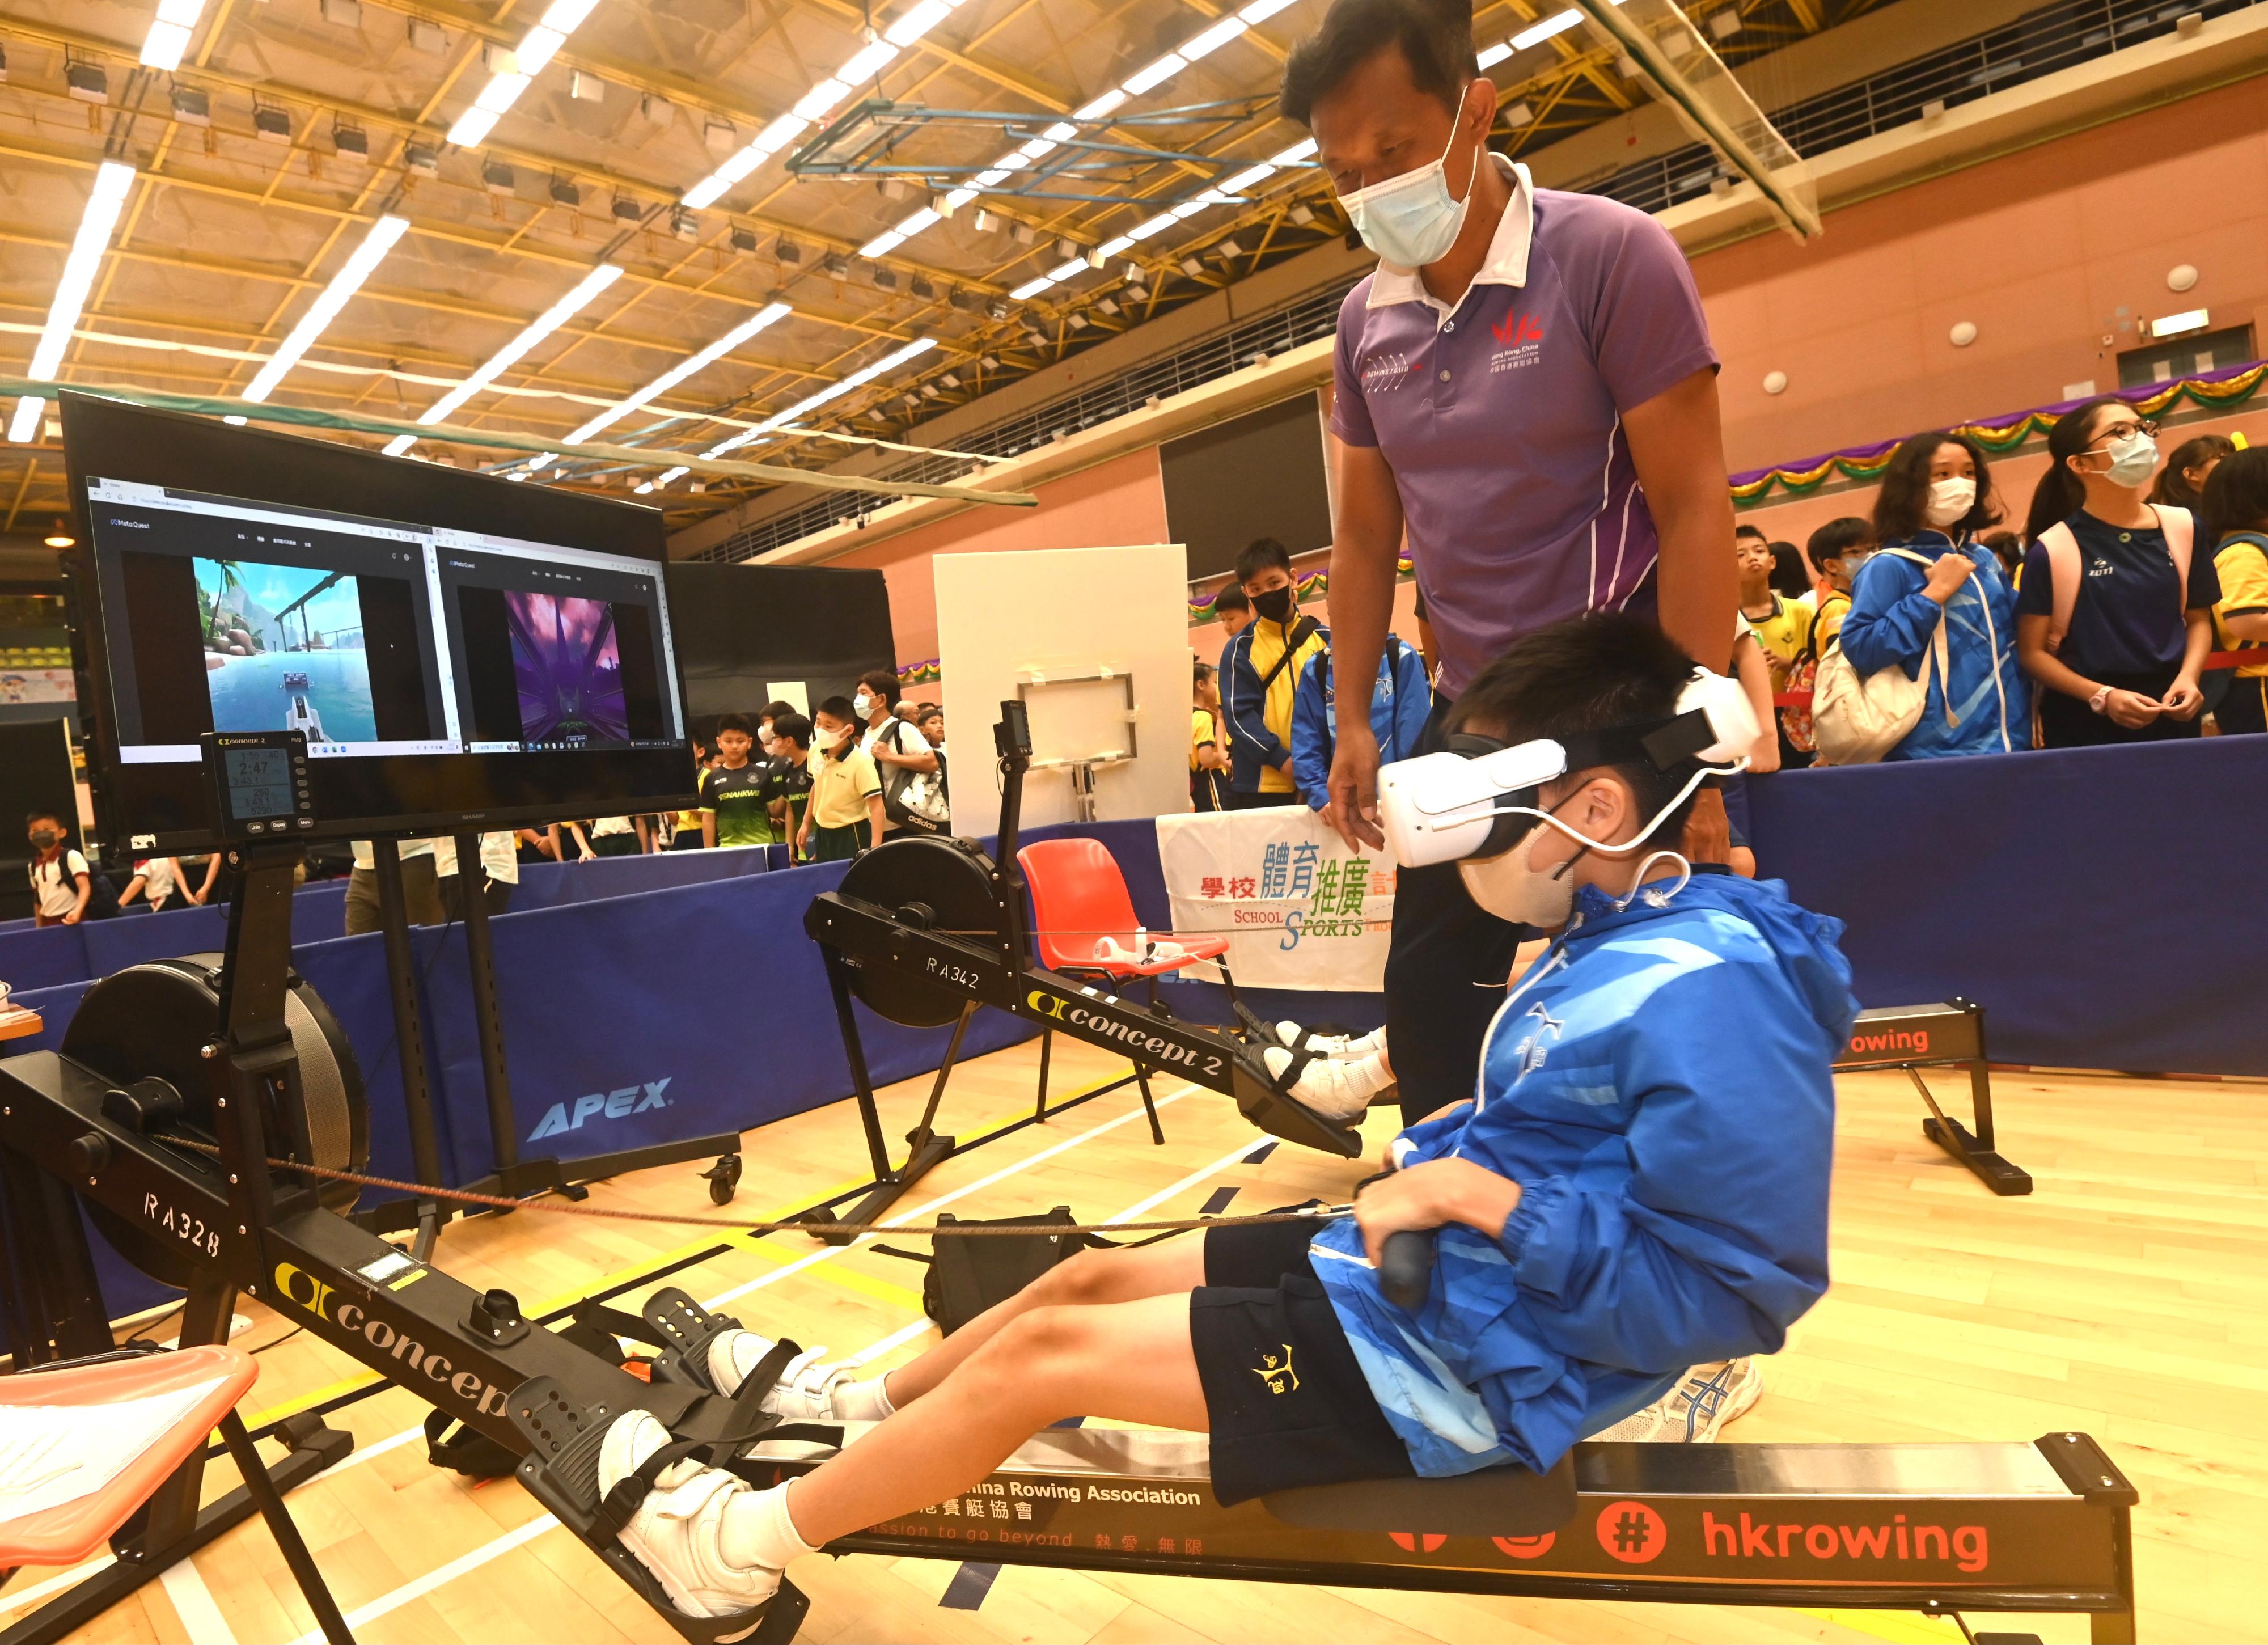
{"left": 1191, "top": 1216, "right": 1415, "bottom": 1506}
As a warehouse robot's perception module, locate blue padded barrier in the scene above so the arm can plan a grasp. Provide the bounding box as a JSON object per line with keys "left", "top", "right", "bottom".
{"left": 421, "top": 859, "right": 1034, "bottom": 1184}
{"left": 1742, "top": 732, "right": 2268, "bottom": 1076}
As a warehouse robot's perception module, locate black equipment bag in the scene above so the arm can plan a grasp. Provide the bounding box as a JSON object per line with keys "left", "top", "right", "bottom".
{"left": 879, "top": 1207, "right": 1179, "bottom": 1334}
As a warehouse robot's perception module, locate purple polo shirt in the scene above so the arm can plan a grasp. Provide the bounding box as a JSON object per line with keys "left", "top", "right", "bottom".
{"left": 1330, "top": 158, "right": 1719, "bottom": 697}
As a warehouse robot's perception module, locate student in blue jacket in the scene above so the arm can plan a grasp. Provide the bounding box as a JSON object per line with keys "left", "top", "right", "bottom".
{"left": 1838, "top": 430, "right": 2028, "bottom": 758}
{"left": 584, "top": 615, "right": 1854, "bottom": 1623}
{"left": 1290, "top": 632, "right": 1431, "bottom": 822}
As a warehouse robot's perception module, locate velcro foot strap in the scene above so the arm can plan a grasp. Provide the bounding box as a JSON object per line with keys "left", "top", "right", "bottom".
{"left": 509, "top": 1376, "right": 805, "bottom": 1645}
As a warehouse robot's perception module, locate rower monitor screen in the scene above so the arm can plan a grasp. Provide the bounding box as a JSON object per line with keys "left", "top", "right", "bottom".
{"left": 62, "top": 395, "right": 695, "bottom": 849}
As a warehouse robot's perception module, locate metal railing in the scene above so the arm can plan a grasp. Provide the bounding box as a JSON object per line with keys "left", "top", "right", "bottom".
{"left": 694, "top": 275, "right": 1364, "bottom": 561}
{"left": 698, "top": 0, "right": 2256, "bottom": 563}
{"left": 1586, "top": 0, "right": 2259, "bottom": 213}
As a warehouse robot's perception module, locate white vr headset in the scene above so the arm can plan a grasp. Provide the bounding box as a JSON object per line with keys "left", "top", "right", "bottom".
{"left": 1378, "top": 668, "right": 1758, "bottom": 869}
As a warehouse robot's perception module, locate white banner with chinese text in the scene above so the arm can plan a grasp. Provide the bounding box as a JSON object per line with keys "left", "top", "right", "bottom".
{"left": 1154, "top": 806, "right": 1396, "bottom": 991}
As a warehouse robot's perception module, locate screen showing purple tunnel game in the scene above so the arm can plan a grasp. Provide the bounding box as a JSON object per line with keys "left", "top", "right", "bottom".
{"left": 506, "top": 591, "right": 629, "bottom": 744}
{"left": 435, "top": 534, "right": 674, "bottom": 754}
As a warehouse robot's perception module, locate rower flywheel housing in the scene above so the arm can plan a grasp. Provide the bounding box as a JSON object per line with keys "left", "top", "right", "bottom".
{"left": 63, "top": 954, "right": 367, "bottom": 1285}
{"left": 835, "top": 836, "right": 1006, "bottom": 1027}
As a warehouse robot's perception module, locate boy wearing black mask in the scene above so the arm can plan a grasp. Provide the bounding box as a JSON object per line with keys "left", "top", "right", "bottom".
{"left": 26, "top": 808, "right": 90, "bottom": 927}
{"left": 1219, "top": 538, "right": 1329, "bottom": 808}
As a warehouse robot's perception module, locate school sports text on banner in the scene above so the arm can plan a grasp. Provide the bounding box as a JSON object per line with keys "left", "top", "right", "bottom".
{"left": 1154, "top": 807, "right": 1397, "bottom": 991}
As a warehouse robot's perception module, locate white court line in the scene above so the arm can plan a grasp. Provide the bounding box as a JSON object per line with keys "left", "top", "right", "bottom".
{"left": 299, "top": 1085, "right": 1273, "bottom": 1638}
{"left": 700, "top": 1083, "right": 1201, "bottom": 1312}
{"left": 290, "top": 1515, "right": 558, "bottom": 1645}
{"left": 160, "top": 1558, "right": 237, "bottom": 1645}
{"left": 274, "top": 1080, "right": 1209, "bottom": 1640}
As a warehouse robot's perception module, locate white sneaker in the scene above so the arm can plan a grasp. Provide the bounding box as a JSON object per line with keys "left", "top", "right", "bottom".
{"left": 1591, "top": 1359, "right": 1763, "bottom": 1443}
{"left": 1272, "top": 1022, "right": 1388, "bottom": 1060}
{"left": 597, "top": 1412, "right": 782, "bottom": 1624}
{"left": 1261, "top": 1046, "right": 1386, "bottom": 1120}
{"left": 706, "top": 1331, "right": 850, "bottom": 1419}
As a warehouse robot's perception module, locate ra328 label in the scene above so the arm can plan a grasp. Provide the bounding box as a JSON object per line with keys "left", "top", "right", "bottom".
{"left": 141, "top": 1192, "right": 221, "bottom": 1258}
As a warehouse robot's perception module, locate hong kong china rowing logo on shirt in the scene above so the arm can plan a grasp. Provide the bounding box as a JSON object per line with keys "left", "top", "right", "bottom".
{"left": 1490, "top": 309, "right": 1545, "bottom": 374}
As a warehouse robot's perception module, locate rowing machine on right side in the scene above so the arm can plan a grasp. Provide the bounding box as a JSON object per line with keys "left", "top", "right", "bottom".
{"left": 1835, "top": 1000, "right": 2030, "bottom": 1196}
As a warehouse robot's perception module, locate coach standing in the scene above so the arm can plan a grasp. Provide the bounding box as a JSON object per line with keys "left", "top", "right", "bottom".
{"left": 1285, "top": 0, "right": 1739, "bottom": 1122}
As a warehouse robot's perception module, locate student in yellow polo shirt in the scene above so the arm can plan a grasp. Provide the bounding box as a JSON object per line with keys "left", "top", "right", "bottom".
{"left": 2203, "top": 449, "right": 2268, "bottom": 734}
{"left": 798, "top": 696, "right": 886, "bottom": 862}
{"left": 1218, "top": 538, "right": 1328, "bottom": 807}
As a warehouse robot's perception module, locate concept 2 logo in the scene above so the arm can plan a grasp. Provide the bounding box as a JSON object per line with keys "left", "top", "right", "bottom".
{"left": 270, "top": 1261, "right": 511, "bottom": 1416}
{"left": 528, "top": 1078, "right": 672, "bottom": 1141}
{"left": 1023, "top": 990, "right": 1224, "bottom": 1077}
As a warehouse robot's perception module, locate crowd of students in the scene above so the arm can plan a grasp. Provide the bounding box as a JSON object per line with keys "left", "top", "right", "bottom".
{"left": 1725, "top": 411, "right": 2266, "bottom": 766}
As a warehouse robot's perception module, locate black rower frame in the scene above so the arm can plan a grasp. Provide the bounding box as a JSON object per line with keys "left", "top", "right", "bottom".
{"left": 0, "top": 848, "right": 2138, "bottom": 1645}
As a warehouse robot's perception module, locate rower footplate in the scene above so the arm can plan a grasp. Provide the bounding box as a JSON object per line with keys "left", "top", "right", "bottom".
{"left": 509, "top": 1376, "right": 809, "bottom": 1644}
{"left": 641, "top": 1287, "right": 746, "bottom": 1391}
{"left": 1229, "top": 1045, "right": 1364, "bottom": 1158}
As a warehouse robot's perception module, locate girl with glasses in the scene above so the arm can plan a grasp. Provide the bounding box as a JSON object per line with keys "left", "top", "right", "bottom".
{"left": 2016, "top": 399, "right": 2220, "bottom": 747}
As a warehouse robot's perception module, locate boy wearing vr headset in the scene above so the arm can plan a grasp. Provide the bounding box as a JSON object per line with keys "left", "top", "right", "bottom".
{"left": 586, "top": 615, "right": 1854, "bottom": 1628}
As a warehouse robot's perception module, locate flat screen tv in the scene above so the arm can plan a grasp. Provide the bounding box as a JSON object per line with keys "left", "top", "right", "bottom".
{"left": 61, "top": 394, "right": 699, "bottom": 851}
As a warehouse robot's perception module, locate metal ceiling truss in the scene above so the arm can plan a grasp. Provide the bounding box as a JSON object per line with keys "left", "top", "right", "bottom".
{"left": 786, "top": 95, "right": 1277, "bottom": 205}
{"left": 0, "top": 0, "right": 1870, "bottom": 527}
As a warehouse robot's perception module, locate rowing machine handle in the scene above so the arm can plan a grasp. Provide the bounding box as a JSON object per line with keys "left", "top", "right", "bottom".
{"left": 1380, "top": 1230, "right": 1435, "bottom": 1311}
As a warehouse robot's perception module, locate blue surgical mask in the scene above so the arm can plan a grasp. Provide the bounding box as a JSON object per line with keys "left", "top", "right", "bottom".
{"left": 1342, "top": 117, "right": 1478, "bottom": 269}
{"left": 2102, "top": 431, "right": 2158, "bottom": 489}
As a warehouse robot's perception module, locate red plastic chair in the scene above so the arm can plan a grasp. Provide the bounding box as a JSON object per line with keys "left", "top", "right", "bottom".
{"left": 1017, "top": 838, "right": 1235, "bottom": 1145}
{"left": 0, "top": 1345, "right": 352, "bottom": 1643}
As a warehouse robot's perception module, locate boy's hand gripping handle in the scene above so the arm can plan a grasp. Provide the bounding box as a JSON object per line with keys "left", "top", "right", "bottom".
{"left": 1380, "top": 1230, "right": 1435, "bottom": 1311}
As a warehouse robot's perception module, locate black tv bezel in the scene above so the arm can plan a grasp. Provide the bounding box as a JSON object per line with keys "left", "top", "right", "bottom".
{"left": 60, "top": 393, "right": 700, "bottom": 853}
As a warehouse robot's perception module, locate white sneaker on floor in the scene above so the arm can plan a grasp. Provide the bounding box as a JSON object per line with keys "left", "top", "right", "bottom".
{"left": 597, "top": 1412, "right": 782, "bottom": 1624}
{"left": 706, "top": 1332, "right": 851, "bottom": 1419}
{"left": 1592, "top": 1359, "right": 1763, "bottom": 1443}
{"left": 1260, "top": 1046, "right": 1385, "bottom": 1119}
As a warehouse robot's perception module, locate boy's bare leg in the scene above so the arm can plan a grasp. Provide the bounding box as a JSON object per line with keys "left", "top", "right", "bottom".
{"left": 879, "top": 1237, "right": 1206, "bottom": 1406}
{"left": 792, "top": 1291, "right": 1206, "bottom": 1544}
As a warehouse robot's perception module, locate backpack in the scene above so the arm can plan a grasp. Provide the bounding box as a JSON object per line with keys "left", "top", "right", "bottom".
{"left": 1779, "top": 594, "right": 1844, "bottom": 757}
{"left": 875, "top": 720, "right": 949, "bottom": 834}
{"left": 2038, "top": 504, "right": 2193, "bottom": 657}
{"left": 1811, "top": 549, "right": 1950, "bottom": 765}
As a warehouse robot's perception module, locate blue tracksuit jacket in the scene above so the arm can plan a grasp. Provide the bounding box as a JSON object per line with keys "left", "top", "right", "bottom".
{"left": 1309, "top": 870, "right": 1856, "bottom": 1478}
{"left": 1289, "top": 636, "right": 1432, "bottom": 810}
{"left": 1838, "top": 532, "right": 2029, "bottom": 759}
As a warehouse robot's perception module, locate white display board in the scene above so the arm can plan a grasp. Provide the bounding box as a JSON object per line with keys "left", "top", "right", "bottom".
{"left": 1156, "top": 807, "right": 1396, "bottom": 991}
{"left": 934, "top": 544, "right": 1190, "bottom": 839}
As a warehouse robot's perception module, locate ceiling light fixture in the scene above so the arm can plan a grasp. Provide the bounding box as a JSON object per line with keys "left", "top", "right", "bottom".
{"left": 386, "top": 263, "right": 624, "bottom": 456}
{"left": 242, "top": 214, "right": 409, "bottom": 403}
{"left": 141, "top": 0, "right": 208, "bottom": 71}
{"left": 708, "top": 337, "right": 933, "bottom": 454}
{"left": 446, "top": 0, "right": 605, "bottom": 148}
{"left": 10, "top": 161, "right": 136, "bottom": 445}
{"left": 563, "top": 301, "right": 792, "bottom": 444}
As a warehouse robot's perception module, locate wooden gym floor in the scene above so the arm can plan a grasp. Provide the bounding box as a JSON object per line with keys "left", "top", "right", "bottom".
{"left": 6, "top": 1037, "right": 2262, "bottom": 1645}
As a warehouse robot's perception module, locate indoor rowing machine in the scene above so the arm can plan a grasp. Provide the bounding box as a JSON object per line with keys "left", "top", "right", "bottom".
{"left": 800, "top": 703, "right": 1363, "bottom": 1237}
{"left": 505, "top": 1272, "right": 2143, "bottom": 1645}
{"left": 0, "top": 739, "right": 818, "bottom": 1645}
{"left": 1835, "top": 1000, "right": 2030, "bottom": 1195}
{"left": 731, "top": 1418, "right": 2139, "bottom": 1641}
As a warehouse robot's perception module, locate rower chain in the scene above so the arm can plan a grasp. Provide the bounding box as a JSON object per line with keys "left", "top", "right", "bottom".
{"left": 151, "top": 1134, "right": 1351, "bottom": 1238}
